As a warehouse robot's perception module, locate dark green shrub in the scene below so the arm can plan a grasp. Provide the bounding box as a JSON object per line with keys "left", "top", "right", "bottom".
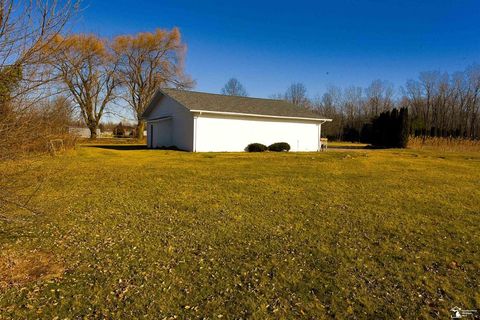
{"left": 268, "top": 142, "right": 291, "bottom": 152}
{"left": 246, "top": 143, "right": 267, "bottom": 152}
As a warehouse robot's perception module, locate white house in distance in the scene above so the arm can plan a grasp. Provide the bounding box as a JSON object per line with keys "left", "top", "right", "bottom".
{"left": 142, "top": 89, "right": 332, "bottom": 152}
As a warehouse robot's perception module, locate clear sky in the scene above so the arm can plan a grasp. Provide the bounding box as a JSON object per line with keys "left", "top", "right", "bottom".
{"left": 77, "top": 0, "right": 480, "bottom": 100}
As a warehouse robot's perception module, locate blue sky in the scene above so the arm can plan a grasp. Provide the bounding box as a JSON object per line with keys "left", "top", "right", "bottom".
{"left": 78, "top": 0, "right": 480, "bottom": 100}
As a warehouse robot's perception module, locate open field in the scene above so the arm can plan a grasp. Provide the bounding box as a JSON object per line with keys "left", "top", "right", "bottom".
{"left": 1, "top": 145, "right": 479, "bottom": 319}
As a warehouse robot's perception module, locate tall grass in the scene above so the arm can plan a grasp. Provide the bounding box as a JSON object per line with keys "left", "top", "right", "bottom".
{"left": 408, "top": 136, "right": 480, "bottom": 152}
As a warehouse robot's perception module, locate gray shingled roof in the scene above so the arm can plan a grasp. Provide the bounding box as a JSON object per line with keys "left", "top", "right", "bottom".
{"left": 159, "top": 89, "right": 327, "bottom": 119}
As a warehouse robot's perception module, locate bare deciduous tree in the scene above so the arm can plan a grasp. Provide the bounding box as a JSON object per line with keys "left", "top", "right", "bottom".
{"left": 285, "top": 82, "right": 308, "bottom": 107}
{"left": 0, "top": 0, "right": 80, "bottom": 109}
{"left": 312, "top": 88, "right": 343, "bottom": 139}
{"left": 48, "top": 34, "right": 118, "bottom": 138}
{"left": 221, "top": 78, "right": 247, "bottom": 97}
{"left": 113, "top": 28, "right": 193, "bottom": 138}
{"left": 343, "top": 86, "right": 363, "bottom": 126}
{"left": 269, "top": 93, "right": 284, "bottom": 100}
{"left": 0, "top": 0, "right": 79, "bottom": 158}
{"left": 365, "top": 79, "right": 394, "bottom": 117}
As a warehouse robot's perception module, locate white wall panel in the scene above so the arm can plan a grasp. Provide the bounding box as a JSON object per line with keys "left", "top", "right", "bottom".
{"left": 195, "top": 114, "right": 320, "bottom": 152}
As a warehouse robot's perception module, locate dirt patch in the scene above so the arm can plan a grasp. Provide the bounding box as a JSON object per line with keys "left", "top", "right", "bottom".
{"left": 0, "top": 249, "right": 64, "bottom": 290}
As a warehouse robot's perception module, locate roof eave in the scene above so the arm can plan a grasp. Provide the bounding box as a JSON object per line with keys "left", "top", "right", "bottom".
{"left": 189, "top": 109, "right": 332, "bottom": 122}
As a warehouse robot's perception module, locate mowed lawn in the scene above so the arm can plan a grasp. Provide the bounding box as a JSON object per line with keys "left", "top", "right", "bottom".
{"left": 0, "top": 145, "right": 479, "bottom": 319}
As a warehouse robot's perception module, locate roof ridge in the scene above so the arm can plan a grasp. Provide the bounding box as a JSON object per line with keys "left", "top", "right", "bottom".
{"left": 162, "top": 88, "right": 286, "bottom": 103}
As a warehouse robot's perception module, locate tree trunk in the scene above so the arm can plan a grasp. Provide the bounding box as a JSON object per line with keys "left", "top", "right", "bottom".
{"left": 88, "top": 125, "right": 97, "bottom": 139}
{"left": 136, "top": 121, "right": 145, "bottom": 139}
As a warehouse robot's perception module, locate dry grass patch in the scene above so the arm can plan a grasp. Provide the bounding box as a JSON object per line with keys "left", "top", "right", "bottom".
{"left": 408, "top": 136, "right": 480, "bottom": 152}
{"left": 0, "top": 249, "right": 64, "bottom": 290}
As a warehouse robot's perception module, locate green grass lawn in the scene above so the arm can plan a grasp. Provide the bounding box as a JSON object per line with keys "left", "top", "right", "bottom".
{"left": 1, "top": 145, "right": 479, "bottom": 319}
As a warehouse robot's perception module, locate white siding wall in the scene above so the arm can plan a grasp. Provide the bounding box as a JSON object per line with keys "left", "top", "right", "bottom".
{"left": 146, "top": 96, "right": 193, "bottom": 150}
{"left": 195, "top": 114, "right": 321, "bottom": 152}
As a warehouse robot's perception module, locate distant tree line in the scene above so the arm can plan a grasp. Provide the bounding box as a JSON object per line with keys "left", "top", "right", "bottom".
{"left": 311, "top": 67, "right": 480, "bottom": 141}
{"left": 403, "top": 68, "right": 480, "bottom": 140}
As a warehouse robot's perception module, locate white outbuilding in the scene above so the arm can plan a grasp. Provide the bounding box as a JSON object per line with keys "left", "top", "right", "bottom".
{"left": 142, "top": 89, "right": 332, "bottom": 152}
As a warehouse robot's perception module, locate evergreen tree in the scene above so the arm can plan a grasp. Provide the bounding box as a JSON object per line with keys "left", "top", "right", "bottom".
{"left": 363, "top": 107, "right": 409, "bottom": 148}
{"left": 398, "top": 107, "right": 409, "bottom": 147}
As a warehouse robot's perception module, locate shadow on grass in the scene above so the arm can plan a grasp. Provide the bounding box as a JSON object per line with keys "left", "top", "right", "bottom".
{"left": 86, "top": 145, "right": 148, "bottom": 151}
{"left": 329, "top": 145, "right": 410, "bottom": 150}
{"left": 329, "top": 145, "right": 369, "bottom": 150}
{"left": 86, "top": 145, "right": 189, "bottom": 152}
